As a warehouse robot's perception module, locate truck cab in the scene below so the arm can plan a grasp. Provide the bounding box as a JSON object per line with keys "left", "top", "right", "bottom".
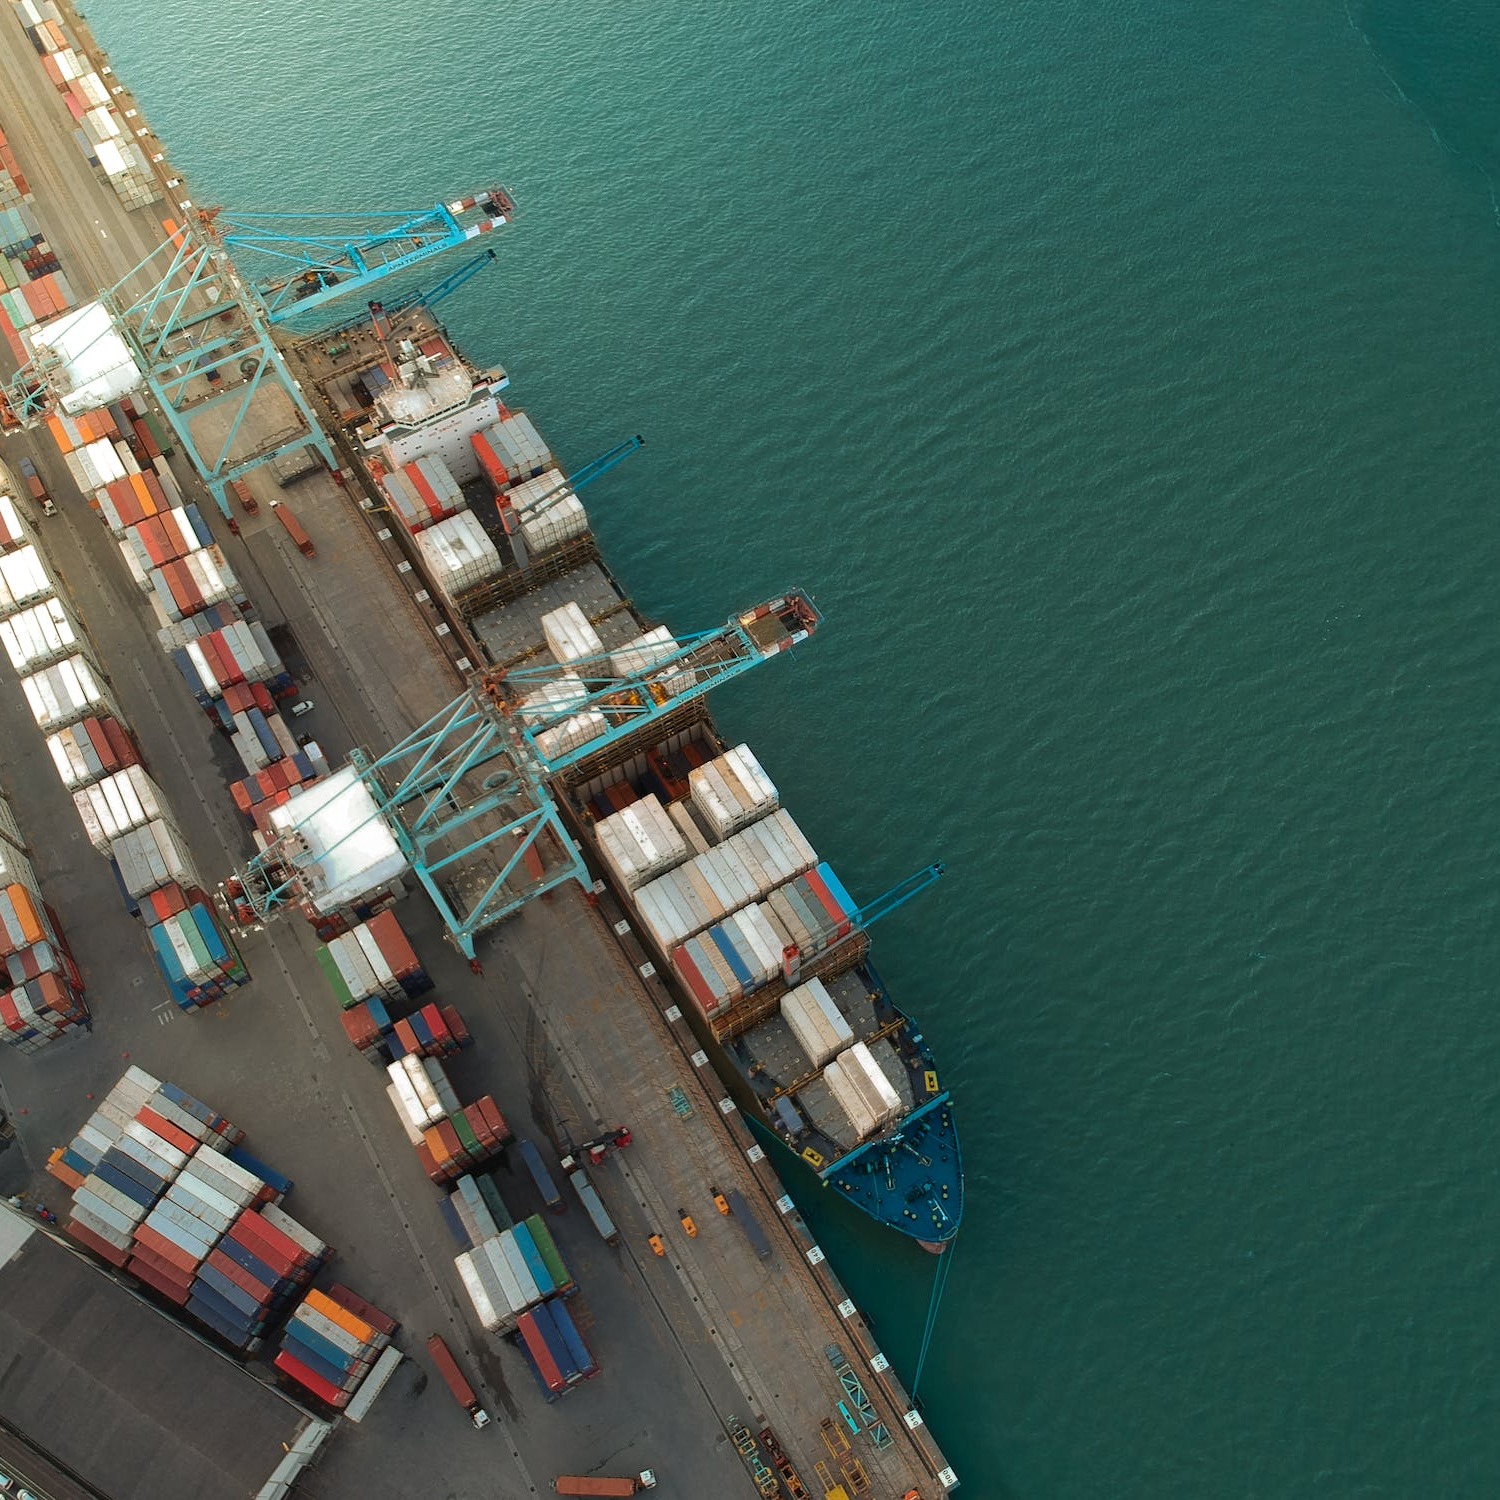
{"left": 17, "top": 458, "right": 55, "bottom": 516}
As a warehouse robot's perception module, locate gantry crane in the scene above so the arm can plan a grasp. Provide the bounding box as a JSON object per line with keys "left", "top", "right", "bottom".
{"left": 229, "top": 592, "right": 822, "bottom": 957}
{"left": 1, "top": 191, "right": 514, "bottom": 516}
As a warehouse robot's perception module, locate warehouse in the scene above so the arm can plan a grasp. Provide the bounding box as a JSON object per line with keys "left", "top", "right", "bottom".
{"left": 0, "top": 1210, "right": 326, "bottom": 1500}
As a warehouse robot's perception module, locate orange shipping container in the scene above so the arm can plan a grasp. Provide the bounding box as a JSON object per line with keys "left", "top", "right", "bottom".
{"left": 303, "top": 1287, "right": 377, "bottom": 1344}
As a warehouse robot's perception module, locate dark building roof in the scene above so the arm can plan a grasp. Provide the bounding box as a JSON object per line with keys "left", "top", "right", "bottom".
{"left": 0, "top": 1213, "right": 315, "bottom": 1500}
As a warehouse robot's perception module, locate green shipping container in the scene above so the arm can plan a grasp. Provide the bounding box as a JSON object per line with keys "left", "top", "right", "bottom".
{"left": 523, "top": 1213, "right": 571, "bottom": 1291}
{"left": 316, "top": 945, "right": 355, "bottom": 1009}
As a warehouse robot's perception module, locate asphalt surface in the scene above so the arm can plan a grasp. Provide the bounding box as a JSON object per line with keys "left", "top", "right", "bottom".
{"left": 0, "top": 9, "right": 950, "bottom": 1499}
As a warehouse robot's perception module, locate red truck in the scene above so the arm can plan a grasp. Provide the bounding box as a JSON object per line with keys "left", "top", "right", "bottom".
{"left": 425, "top": 1334, "right": 490, "bottom": 1429}
{"left": 272, "top": 501, "right": 315, "bottom": 557}
{"left": 552, "top": 1476, "right": 657, "bottom": 1496}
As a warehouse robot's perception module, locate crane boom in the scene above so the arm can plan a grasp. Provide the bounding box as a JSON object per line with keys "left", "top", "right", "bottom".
{"left": 491, "top": 591, "right": 821, "bottom": 775}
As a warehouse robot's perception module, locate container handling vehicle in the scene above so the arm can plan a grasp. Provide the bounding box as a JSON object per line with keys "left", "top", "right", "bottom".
{"left": 425, "top": 1334, "right": 490, "bottom": 1429}
{"left": 551, "top": 1473, "right": 656, "bottom": 1496}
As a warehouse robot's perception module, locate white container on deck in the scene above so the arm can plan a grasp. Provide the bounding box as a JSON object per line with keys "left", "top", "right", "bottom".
{"left": 823, "top": 1041, "right": 903, "bottom": 1140}
{"left": 594, "top": 795, "right": 688, "bottom": 891}
{"left": 507, "top": 469, "right": 589, "bottom": 554}
{"left": 21, "top": 654, "right": 112, "bottom": 730}
{"left": 780, "top": 978, "right": 853, "bottom": 1068}
{"left": 414, "top": 512, "right": 502, "bottom": 601}
{"left": 73, "top": 765, "right": 165, "bottom": 850}
{"left": 540, "top": 601, "right": 603, "bottom": 667}
{"left": 689, "top": 744, "right": 778, "bottom": 837}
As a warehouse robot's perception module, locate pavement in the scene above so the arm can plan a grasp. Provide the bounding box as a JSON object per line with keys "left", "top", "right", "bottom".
{"left": 0, "top": 10, "right": 953, "bottom": 1500}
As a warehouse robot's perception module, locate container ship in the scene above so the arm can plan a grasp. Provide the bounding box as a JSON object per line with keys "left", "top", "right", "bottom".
{"left": 297, "top": 306, "right": 963, "bottom": 1250}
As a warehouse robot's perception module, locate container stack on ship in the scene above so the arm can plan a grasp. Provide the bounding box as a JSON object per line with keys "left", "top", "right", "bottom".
{"left": 297, "top": 306, "right": 963, "bottom": 1248}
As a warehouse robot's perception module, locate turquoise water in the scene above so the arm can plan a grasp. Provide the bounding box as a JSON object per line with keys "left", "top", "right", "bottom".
{"left": 85, "top": 0, "right": 1500, "bottom": 1492}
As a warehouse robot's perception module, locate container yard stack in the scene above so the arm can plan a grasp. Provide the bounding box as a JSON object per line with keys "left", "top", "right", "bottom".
{"left": 384, "top": 1053, "right": 511, "bottom": 1183}
{"left": 0, "top": 493, "right": 92, "bottom": 1050}
{"left": 46, "top": 1067, "right": 328, "bottom": 1353}
{"left": 274, "top": 1286, "right": 396, "bottom": 1410}
{"left": 315, "top": 909, "right": 431, "bottom": 1010}
{"left": 6, "top": 0, "right": 162, "bottom": 209}
{"left": 513, "top": 1297, "right": 599, "bottom": 1400}
{"left": 0, "top": 118, "right": 77, "bottom": 361}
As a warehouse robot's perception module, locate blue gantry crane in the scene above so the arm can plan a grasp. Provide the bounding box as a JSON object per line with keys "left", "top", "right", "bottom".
{"left": 231, "top": 592, "right": 823, "bottom": 957}
{"left": 1, "top": 190, "right": 515, "bottom": 516}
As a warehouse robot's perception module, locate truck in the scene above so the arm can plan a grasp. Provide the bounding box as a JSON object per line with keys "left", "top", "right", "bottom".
{"left": 230, "top": 478, "right": 258, "bottom": 514}
{"left": 552, "top": 1475, "right": 656, "bottom": 1496}
{"left": 272, "top": 501, "right": 315, "bottom": 556}
{"left": 564, "top": 1165, "right": 619, "bottom": 1245}
{"left": 424, "top": 1334, "right": 490, "bottom": 1428}
{"left": 17, "top": 458, "right": 55, "bottom": 516}
{"left": 517, "top": 1137, "right": 564, "bottom": 1212}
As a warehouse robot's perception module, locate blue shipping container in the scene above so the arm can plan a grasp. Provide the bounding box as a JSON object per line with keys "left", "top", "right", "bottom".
{"left": 511, "top": 1223, "right": 553, "bottom": 1297}
{"left": 548, "top": 1297, "right": 596, "bottom": 1379}
{"left": 225, "top": 1145, "right": 293, "bottom": 1198}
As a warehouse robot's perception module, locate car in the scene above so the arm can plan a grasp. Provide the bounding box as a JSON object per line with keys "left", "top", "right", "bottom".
{"left": 289, "top": 700, "right": 316, "bottom": 717}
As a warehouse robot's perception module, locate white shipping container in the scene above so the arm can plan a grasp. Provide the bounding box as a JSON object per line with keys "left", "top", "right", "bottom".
{"left": 413, "top": 512, "right": 502, "bottom": 601}
{"left": 595, "top": 795, "right": 688, "bottom": 891}
{"left": 0, "top": 597, "right": 84, "bottom": 671}
{"left": 823, "top": 1041, "right": 903, "bottom": 1141}
{"left": 780, "top": 978, "right": 854, "bottom": 1068}
{"left": 455, "top": 1251, "right": 505, "bottom": 1332}
{"left": 518, "top": 491, "right": 588, "bottom": 555}
{"left": 0, "top": 544, "right": 55, "bottom": 614}
{"left": 21, "top": 655, "right": 108, "bottom": 730}
{"left": 73, "top": 765, "right": 164, "bottom": 849}
{"left": 0, "top": 493, "right": 31, "bottom": 550}
{"left": 540, "top": 601, "right": 603, "bottom": 667}
{"left": 385, "top": 1083, "right": 426, "bottom": 1147}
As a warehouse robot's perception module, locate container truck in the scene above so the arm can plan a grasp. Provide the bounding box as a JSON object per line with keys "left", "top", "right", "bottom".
{"left": 565, "top": 1165, "right": 619, "bottom": 1245}
{"left": 425, "top": 1333, "right": 490, "bottom": 1428}
{"left": 272, "top": 502, "right": 314, "bottom": 557}
{"left": 552, "top": 1474, "right": 656, "bottom": 1495}
{"left": 518, "top": 1137, "right": 564, "bottom": 1212}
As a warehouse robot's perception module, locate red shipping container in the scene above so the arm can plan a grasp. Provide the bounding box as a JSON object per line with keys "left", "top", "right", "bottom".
{"left": 134, "top": 1105, "right": 202, "bottom": 1157}
{"left": 365, "top": 909, "right": 419, "bottom": 980}
{"left": 671, "top": 947, "right": 718, "bottom": 1016}
{"left": 418, "top": 1002, "right": 449, "bottom": 1046}
{"left": 515, "top": 1310, "right": 568, "bottom": 1393}
{"left": 274, "top": 1348, "right": 351, "bottom": 1408}
{"left": 439, "top": 1004, "right": 470, "bottom": 1047}
{"left": 477, "top": 1097, "right": 509, "bottom": 1145}
{"left": 392, "top": 1018, "right": 419, "bottom": 1056}
{"left": 66, "top": 1217, "right": 130, "bottom": 1266}
{"left": 252, "top": 683, "right": 275, "bottom": 714}
{"left": 129, "top": 1223, "right": 199, "bottom": 1274}
{"left": 462, "top": 1103, "right": 493, "bottom": 1150}
{"left": 414, "top": 1141, "right": 444, "bottom": 1183}
{"left": 470, "top": 430, "right": 511, "bottom": 493}
{"left": 128, "top": 1243, "right": 197, "bottom": 1290}
{"left": 128, "top": 1256, "right": 193, "bottom": 1304}
{"left": 229, "top": 1209, "right": 315, "bottom": 1274}
{"left": 81, "top": 717, "right": 120, "bottom": 772}
{"left": 325, "top": 1284, "right": 398, "bottom": 1338}
{"left": 100, "top": 716, "right": 138, "bottom": 768}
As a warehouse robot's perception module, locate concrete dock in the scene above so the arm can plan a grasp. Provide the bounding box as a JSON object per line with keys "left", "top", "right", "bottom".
{"left": 0, "top": 7, "right": 956, "bottom": 1498}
